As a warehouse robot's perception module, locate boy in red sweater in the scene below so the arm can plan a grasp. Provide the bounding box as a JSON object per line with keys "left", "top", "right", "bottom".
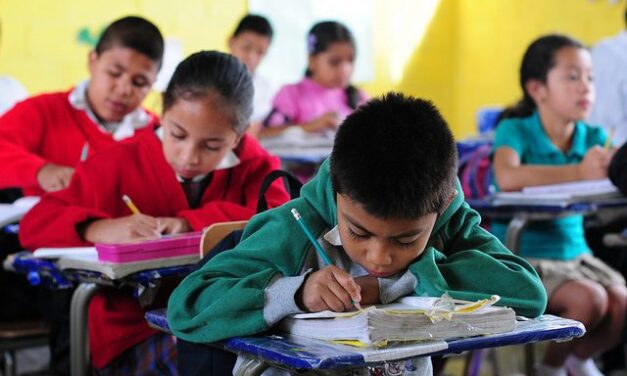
{"left": 20, "top": 51, "right": 290, "bottom": 374}
{"left": 0, "top": 16, "right": 163, "bottom": 196}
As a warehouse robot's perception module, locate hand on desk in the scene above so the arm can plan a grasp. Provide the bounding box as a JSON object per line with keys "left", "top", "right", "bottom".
{"left": 37, "top": 163, "right": 75, "bottom": 192}
{"left": 156, "top": 217, "right": 190, "bottom": 235}
{"left": 578, "top": 146, "right": 613, "bottom": 180}
{"left": 302, "top": 112, "right": 340, "bottom": 133}
{"left": 296, "top": 265, "right": 363, "bottom": 312}
{"left": 82, "top": 214, "right": 161, "bottom": 243}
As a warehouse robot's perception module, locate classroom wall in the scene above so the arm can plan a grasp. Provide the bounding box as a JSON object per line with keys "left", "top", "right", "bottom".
{"left": 395, "top": 0, "right": 625, "bottom": 138}
{"left": 0, "top": 0, "right": 624, "bottom": 138}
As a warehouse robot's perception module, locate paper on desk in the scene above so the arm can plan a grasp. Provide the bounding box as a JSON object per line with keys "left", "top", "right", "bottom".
{"left": 33, "top": 247, "right": 97, "bottom": 259}
{"left": 0, "top": 196, "right": 40, "bottom": 227}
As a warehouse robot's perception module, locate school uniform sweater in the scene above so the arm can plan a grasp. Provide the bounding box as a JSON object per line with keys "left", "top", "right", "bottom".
{"left": 19, "top": 132, "right": 290, "bottom": 368}
{"left": 167, "top": 159, "right": 547, "bottom": 344}
{"left": 0, "top": 89, "right": 158, "bottom": 195}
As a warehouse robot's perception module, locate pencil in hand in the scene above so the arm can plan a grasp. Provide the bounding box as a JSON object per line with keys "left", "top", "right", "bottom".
{"left": 291, "top": 208, "right": 362, "bottom": 310}
{"left": 604, "top": 127, "right": 615, "bottom": 151}
{"left": 122, "top": 194, "right": 141, "bottom": 215}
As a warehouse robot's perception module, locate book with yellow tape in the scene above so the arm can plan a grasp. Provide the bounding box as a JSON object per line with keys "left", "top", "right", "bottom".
{"left": 278, "top": 295, "right": 516, "bottom": 347}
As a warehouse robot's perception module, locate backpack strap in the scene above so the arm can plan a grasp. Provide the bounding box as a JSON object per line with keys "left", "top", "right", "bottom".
{"left": 256, "top": 170, "right": 303, "bottom": 213}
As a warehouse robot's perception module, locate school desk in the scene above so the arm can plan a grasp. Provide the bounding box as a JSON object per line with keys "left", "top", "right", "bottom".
{"left": 144, "top": 309, "right": 584, "bottom": 376}
{"left": 466, "top": 197, "right": 627, "bottom": 252}
{"left": 259, "top": 127, "right": 334, "bottom": 165}
{"left": 6, "top": 251, "right": 198, "bottom": 376}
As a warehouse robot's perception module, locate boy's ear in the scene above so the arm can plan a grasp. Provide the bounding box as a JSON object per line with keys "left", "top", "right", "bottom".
{"left": 446, "top": 189, "right": 458, "bottom": 207}
{"left": 525, "top": 79, "right": 546, "bottom": 103}
{"left": 87, "top": 50, "right": 98, "bottom": 75}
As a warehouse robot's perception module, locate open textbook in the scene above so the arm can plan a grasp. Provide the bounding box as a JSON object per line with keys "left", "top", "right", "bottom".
{"left": 278, "top": 295, "right": 516, "bottom": 347}
{"left": 491, "top": 179, "right": 623, "bottom": 206}
{"left": 0, "top": 196, "right": 40, "bottom": 227}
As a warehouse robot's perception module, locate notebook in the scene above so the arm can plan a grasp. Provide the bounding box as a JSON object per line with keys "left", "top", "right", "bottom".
{"left": 278, "top": 295, "right": 516, "bottom": 347}
{"left": 0, "top": 196, "right": 40, "bottom": 227}
{"left": 491, "top": 179, "right": 623, "bottom": 206}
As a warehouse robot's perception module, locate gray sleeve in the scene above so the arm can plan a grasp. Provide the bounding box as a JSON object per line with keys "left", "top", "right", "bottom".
{"left": 378, "top": 270, "right": 418, "bottom": 304}
{"left": 262, "top": 269, "right": 312, "bottom": 326}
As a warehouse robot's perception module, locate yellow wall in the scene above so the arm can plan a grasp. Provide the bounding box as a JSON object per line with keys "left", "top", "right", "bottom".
{"left": 0, "top": 0, "right": 625, "bottom": 137}
{"left": 396, "top": 0, "right": 625, "bottom": 138}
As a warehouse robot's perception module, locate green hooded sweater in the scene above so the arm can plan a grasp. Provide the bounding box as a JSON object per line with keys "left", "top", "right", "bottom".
{"left": 168, "top": 160, "right": 547, "bottom": 343}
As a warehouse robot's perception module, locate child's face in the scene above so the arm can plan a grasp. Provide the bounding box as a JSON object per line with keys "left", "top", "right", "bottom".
{"left": 87, "top": 46, "right": 159, "bottom": 123}
{"left": 336, "top": 194, "right": 437, "bottom": 278}
{"left": 228, "top": 32, "right": 271, "bottom": 74}
{"left": 308, "top": 42, "right": 355, "bottom": 89}
{"left": 536, "top": 46, "right": 594, "bottom": 122}
{"left": 162, "top": 97, "right": 240, "bottom": 179}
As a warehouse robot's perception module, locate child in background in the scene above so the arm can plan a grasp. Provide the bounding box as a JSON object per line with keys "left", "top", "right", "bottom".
{"left": 258, "top": 20, "right": 367, "bottom": 138}
{"left": 228, "top": 14, "right": 276, "bottom": 127}
{"left": 20, "top": 51, "right": 290, "bottom": 374}
{"left": 492, "top": 34, "right": 627, "bottom": 376}
{"left": 168, "top": 93, "right": 547, "bottom": 375}
{"left": 0, "top": 16, "right": 163, "bottom": 195}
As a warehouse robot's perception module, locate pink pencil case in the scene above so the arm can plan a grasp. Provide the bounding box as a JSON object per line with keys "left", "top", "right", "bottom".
{"left": 95, "top": 231, "right": 202, "bottom": 263}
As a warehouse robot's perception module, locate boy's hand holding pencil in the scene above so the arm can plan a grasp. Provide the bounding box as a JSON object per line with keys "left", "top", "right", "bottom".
{"left": 292, "top": 208, "right": 363, "bottom": 312}
{"left": 296, "top": 265, "right": 362, "bottom": 312}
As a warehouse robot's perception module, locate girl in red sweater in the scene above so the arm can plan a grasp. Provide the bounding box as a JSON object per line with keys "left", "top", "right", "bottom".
{"left": 20, "top": 50, "right": 290, "bottom": 374}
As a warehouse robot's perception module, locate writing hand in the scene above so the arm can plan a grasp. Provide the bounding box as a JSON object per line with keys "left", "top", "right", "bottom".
{"left": 296, "top": 265, "right": 362, "bottom": 312}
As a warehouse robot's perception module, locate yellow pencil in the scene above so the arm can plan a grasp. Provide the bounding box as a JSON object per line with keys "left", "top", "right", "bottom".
{"left": 122, "top": 194, "right": 141, "bottom": 215}
{"left": 604, "top": 127, "right": 616, "bottom": 151}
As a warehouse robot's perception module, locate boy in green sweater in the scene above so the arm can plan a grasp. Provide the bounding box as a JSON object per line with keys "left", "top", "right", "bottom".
{"left": 168, "top": 93, "right": 547, "bottom": 375}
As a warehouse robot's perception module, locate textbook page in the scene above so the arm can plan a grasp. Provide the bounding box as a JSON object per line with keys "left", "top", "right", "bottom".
{"left": 521, "top": 179, "right": 618, "bottom": 196}
{"left": 492, "top": 179, "right": 622, "bottom": 206}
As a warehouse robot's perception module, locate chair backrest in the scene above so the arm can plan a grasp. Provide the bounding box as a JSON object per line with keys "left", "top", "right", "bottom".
{"left": 199, "top": 221, "right": 248, "bottom": 258}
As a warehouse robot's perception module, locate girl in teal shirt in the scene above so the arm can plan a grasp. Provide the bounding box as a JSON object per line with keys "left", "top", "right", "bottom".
{"left": 492, "top": 34, "right": 626, "bottom": 376}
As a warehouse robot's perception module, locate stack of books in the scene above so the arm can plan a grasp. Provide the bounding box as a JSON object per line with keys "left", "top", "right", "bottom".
{"left": 279, "top": 296, "right": 516, "bottom": 347}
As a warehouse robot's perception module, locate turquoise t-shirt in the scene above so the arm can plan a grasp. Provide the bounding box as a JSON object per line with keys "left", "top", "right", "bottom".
{"left": 491, "top": 111, "right": 608, "bottom": 260}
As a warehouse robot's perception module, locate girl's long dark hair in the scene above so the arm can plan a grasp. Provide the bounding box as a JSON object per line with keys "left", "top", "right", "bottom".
{"left": 162, "top": 51, "right": 253, "bottom": 134}
{"left": 499, "top": 34, "right": 584, "bottom": 121}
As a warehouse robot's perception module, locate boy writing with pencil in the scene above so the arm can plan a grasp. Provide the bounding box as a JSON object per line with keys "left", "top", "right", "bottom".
{"left": 168, "top": 93, "right": 547, "bottom": 375}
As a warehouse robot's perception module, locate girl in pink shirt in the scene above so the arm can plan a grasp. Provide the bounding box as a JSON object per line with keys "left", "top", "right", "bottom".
{"left": 259, "top": 21, "right": 367, "bottom": 138}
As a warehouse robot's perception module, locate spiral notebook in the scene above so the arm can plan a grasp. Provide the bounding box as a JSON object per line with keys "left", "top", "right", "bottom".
{"left": 278, "top": 296, "right": 516, "bottom": 347}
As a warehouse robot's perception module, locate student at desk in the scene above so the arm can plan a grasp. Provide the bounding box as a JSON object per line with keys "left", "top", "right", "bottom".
{"left": 19, "top": 51, "right": 290, "bottom": 374}
{"left": 168, "top": 93, "right": 547, "bottom": 375}
{"left": 0, "top": 16, "right": 163, "bottom": 196}
{"left": 258, "top": 20, "right": 367, "bottom": 139}
{"left": 227, "top": 14, "right": 276, "bottom": 129}
{"left": 492, "top": 34, "right": 627, "bottom": 376}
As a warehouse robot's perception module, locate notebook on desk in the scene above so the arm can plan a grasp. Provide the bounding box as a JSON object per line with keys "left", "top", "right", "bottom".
{"left": 278, "top": 296, "right": 516, "bottom": 347}
{"left": 491, "top": 179, "right": 622, "bottom": 206}
{"left": 0, "top": 196, "right": 40, "bottom": 227}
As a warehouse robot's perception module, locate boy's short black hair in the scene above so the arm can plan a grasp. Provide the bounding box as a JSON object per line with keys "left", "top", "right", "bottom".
{"left": 95, "top": 16, "right": 164, "bottom": 68}
{"left": 232, "top": 14, "right": 273, "bottom": 39}
{"left": 330, "top": 92, "right": 458, "bottom": 219}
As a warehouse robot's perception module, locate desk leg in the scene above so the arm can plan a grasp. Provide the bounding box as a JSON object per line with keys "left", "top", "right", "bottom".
{"left": 234, "top": 357, "right": 269, "bottom": 376}
{"left": 505, "top": 216, "right": 528, "bottom": 254}
{"left": 70, "top": 283, "right": 101, "bottom": 376}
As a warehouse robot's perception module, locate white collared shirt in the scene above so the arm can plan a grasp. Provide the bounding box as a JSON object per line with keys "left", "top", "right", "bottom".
{"left": 68, "top": 80, "right": 152, "bottom": 141}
